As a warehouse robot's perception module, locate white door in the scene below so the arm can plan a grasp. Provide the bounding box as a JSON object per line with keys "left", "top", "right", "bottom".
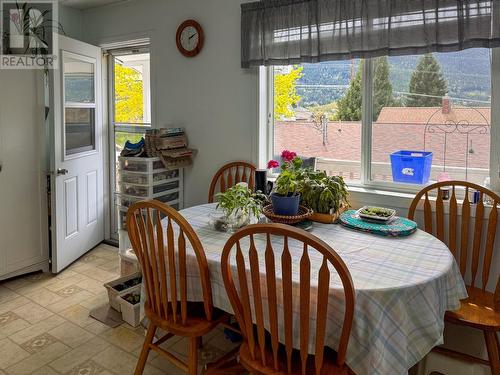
{"left": 51, "top": 36, "right": 104, "bottom": 272}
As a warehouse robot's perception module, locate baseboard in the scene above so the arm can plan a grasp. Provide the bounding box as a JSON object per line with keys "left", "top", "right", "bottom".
{"left": 0, "top": 260, "right": 50, "bottom": 281}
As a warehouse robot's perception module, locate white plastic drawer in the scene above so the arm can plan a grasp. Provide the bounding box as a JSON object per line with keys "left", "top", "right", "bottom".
{"left": 118, "top": 208, "right": 128, "bottom": 230}
{"left": 119, "top": 173, "right": 149, "bottom": 185}
{"left": 119, "top": 158, "right": 164, "bottom": 172}
{"left": 157, "top": 192, "right": 179, "bottom": 204}
{"left": 118, "top": 182, "right": 149, "bottom": 197}
{"left": 153, "top": 180, "right": 179, "bottom": 194}
{"left": 116, "top": 194, "right": 144, "bottom": 208}
{"left": 118, "top": 169, "right": 180, "bottom": 185}
{"left": 153, "top": 169, "right": 179, "bottom": 181}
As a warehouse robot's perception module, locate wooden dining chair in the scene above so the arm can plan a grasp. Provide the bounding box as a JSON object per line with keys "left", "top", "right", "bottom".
{"left": 221, "top": 223, "right": 356, "bottom": 374}
{"left": 208, "top": 161, "right": 256, "bottom": 203}
{"left": 408, "top": 181, "right": 500, "bottom": 374}
{"left": 126, "top": 200, "right": 231, "bottom": 375}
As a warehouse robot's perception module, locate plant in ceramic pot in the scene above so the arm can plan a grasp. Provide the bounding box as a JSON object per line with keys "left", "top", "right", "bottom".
{"left": 268, "top": 150, "right": 304, "bottom": 216}
{"left": 298, "top": 169, "right": 350, "bottom": 222}
{"left": 211, "top": 184, "right": 265, "bottom": 232}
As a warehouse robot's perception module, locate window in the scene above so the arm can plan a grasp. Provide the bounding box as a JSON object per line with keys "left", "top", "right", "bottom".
{"left": 268, "top": 49, "right": 497, "bottom": 191}
{"left": 63, "top": 54, "right": 97, "bottom": 156}
{"left": 272, "top": 62, "right": 362, "bottom": 181}
{"left": 108, "top": 47, "right": 151, "bottom": 240}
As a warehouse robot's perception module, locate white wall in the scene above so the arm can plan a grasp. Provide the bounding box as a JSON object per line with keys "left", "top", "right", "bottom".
{"left": 81, "top": 0, "right": 258, "bottom": 207}
{"left": 59, "top": 4, "right": 83, "bottom": 40}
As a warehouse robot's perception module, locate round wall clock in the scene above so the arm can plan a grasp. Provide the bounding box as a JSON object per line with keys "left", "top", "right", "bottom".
{"left": 176, "top": 19, "right": 204, "bottom": 57}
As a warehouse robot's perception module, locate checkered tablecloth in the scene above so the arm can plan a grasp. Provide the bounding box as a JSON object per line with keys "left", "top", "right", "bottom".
{"left": 152, "top": 204, "right": 467, "bottom": 375}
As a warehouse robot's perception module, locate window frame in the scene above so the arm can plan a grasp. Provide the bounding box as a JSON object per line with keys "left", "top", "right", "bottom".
{"left": 62, "top": 51, "right": 99, "bottom": 160}
{"left": 263, "top": 51, "right": 500, "bottom": 195}
{"left": 106, "top": 46, "right": 152, "bottom": 241}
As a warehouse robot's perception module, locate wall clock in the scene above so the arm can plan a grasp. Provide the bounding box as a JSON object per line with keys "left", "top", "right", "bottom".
{"left": 176, "top": 19, "right": 204, "bottom": 57}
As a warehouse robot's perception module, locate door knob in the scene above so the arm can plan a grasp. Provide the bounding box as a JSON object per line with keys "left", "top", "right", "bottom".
{"left": 56, "top": 168, "right": 68, "bottom": 175}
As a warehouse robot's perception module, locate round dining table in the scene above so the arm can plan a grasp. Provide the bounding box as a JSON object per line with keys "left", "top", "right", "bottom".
{"left": 152, "top": 203, "right": 467, "bottom": 375}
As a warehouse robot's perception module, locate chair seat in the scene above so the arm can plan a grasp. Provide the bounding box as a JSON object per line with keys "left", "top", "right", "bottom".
{"left": 445, "top": 286, "right": 500, "bottom": 331}
{"left": 146, "top": 302, "right": 230, "bottom": 337}
{"left": 238, "top": 342, "right": 351, "bottom": 375}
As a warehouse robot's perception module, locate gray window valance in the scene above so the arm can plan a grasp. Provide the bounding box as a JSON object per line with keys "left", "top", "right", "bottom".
{"left": 241, "top": 0, "right": 500, "bottom": 68}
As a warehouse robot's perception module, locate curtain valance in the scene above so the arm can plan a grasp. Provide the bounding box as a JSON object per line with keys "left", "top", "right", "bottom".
{"left": 241, "top": 0, "right": 500, "bottom": 68}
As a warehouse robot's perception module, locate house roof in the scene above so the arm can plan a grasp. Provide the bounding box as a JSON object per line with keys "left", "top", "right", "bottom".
{"left": 274, "top": 106, "right": 491, "bottom": 174}
{"left": 376, "top": 106, "right": 490, "bottom": 125}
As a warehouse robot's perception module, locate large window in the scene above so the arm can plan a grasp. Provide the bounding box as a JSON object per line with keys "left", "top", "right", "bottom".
{"left": 270, "top": 49, "right": 496, "bottom": 191}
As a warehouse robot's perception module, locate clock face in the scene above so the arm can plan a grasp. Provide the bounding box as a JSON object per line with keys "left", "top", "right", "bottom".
{"left": 176, "top": 20, "right": 204, "bottom": 57}
{"left": 180, "top": 26, "right": 199, "bottom": 52}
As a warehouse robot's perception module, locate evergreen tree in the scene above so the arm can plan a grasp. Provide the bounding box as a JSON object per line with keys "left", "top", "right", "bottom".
{"left": 373, "top": 56, "right": 394, "bottom": 120}
{"left": 406, "top": 54, "right": 448, "bottom": 107}
{"left": 336, "top": 62, "right": 362, "bottom": 121}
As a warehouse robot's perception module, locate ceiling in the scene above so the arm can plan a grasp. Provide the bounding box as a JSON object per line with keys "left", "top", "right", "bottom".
{"left": 59, "top": 0, "right": 127, "bottom": 10}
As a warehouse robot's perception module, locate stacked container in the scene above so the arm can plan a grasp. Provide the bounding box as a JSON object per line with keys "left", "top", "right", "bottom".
{"left": 116, "top": 156, "right": 184, "bottom": 259}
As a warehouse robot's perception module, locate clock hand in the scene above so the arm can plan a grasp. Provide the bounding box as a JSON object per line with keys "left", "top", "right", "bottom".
{"left": 189, "top": 34, "right": 196, "bottom": 40}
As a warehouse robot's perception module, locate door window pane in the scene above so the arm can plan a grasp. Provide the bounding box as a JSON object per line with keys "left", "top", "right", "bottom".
{"left": 65, "top": 108, "right": 96, "bottom": 155}
{"left": 371, "top": 50, "right": 491, "bottom": 185}
{"left": 273, "top": 61, "right": 362, "bottom": 181}
{"left": 64, "top": 57, "right": 95, "bottom": 103}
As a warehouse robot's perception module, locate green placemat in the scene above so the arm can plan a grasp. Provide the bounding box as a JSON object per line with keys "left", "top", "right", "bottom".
{"left": 339, "top": 210, "right": 417, "bottom": 237}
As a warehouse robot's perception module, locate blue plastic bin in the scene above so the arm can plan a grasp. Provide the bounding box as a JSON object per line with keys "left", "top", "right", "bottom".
{"left": 390, "top": 150, "right": 433, "bottom": 184}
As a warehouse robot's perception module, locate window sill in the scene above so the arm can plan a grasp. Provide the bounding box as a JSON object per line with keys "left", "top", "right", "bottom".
{"left": 347, "top": 185, "right": 417, "bottom": 212}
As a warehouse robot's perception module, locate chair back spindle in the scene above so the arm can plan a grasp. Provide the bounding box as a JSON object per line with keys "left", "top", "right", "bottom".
{"left": 408, "top": 181, "right": 500, "bottom": 309}
{"left": 126, "top": 200, "right": 214, "bottom": 324}
{"left": 221, "top": 224, "right": 356, "bottom": 374}
{"left": 208, "top": 161, "right": 256, "bottom": 203}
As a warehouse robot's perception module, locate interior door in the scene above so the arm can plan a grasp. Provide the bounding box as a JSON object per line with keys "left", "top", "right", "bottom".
{"left": 51, "top": 36, "right": 104, "bottom": 272}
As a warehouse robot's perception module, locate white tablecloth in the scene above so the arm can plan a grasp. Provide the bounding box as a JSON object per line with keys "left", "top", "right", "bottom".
{"left": 149, "top": 204, "right": 467, "bottom": 375}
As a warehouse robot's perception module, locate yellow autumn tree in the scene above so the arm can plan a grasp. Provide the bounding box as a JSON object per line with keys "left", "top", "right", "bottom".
{"left": 115, "top": 64, "right": 144, "bottom": 123}
{"left": 274, "top": 66, "right": 303, "bottom": 119}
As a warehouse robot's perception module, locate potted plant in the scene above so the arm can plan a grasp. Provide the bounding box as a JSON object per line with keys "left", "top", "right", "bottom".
{"left": 267, "top": 150, "right": 304, "bottom": 216}
{"left": 104, "top": 272, "right": 142, "bottom": 311}
{"left": 117, "top": 286, "right": 141, "bottom": 327}
{"left": 211, "top": 184, "right": 265, "bottom": 232}
{"left": 298, "top": 170, "right": 350, "bottom": 223}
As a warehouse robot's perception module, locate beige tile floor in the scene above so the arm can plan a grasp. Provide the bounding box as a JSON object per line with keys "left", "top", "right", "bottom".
{"left": 0, "top": 244, "right": 239, "bottom": 375}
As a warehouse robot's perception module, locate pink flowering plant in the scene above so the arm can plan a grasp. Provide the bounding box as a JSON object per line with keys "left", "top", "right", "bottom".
{"left": 267, "top": 150, "right": 304, "bottom": 196}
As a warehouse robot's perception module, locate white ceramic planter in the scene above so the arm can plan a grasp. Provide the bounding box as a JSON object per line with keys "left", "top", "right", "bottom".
{"left": 117, "top": 286, "right": 142, "bottom": 327}
{"left": 104, "top": 271, "right": 142, "bottom": 311}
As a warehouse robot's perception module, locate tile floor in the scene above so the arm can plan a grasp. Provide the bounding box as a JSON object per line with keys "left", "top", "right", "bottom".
{"left": 0, "top": 244, "right": 238, "bottom": 375}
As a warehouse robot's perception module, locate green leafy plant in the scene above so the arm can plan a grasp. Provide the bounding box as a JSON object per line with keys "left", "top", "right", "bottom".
{"left": 298, "top": 170, "right": 349, "bottom": 214}
{"left": 123, "top": 292, "right": 141, "bottom": 305}
{"left": 268, "top": 150, "right": 304, "bottom": 196}
{"left": 215, "top": 185, "right": 265, "bottom": 219}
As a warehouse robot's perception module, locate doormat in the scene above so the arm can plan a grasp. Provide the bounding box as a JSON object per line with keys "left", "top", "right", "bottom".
{"left": 89, "top": 305, "right": 124, "bottom": 328}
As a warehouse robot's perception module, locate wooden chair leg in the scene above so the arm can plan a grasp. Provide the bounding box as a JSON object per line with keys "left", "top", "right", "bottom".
{"left": 188, "top": 336, "right": 200, "bottom": 375}
{"left": 135, "top": 324, "right": 157, "bottom": 375}
{"left": 484, "top": 330, "right": 500, "bottom": 375}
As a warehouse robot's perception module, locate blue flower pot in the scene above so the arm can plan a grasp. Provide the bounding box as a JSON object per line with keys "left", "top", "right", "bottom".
{"left": 271, "top": 192, "right": 300, "bottom": 216}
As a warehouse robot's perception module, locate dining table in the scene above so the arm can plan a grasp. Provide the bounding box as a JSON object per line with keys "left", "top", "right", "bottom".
{"left": 144, "top": 203, "right": 468, "bottom": 375}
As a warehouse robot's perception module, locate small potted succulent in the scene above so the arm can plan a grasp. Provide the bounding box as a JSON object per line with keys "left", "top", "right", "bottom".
{"left": 268, "top": 150, "right": 304, "bottom": 216}
{"left": 211, "top": 184, "right": 265, "bottom": 232}
{"left": 117, "top": 286, "right": 141, "bottom": 327}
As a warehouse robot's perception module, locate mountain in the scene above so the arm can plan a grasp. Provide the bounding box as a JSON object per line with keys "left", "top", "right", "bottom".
{"left": 295, "top": 48, "right": 491, "bottom": 107}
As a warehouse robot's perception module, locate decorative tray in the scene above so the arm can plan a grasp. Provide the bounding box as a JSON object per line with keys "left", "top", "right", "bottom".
{"left": 339, "top": 210, "right": 417, "bottom": 237}
{"left": 262, "top": 204, "right": 313, "bottom": 225}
